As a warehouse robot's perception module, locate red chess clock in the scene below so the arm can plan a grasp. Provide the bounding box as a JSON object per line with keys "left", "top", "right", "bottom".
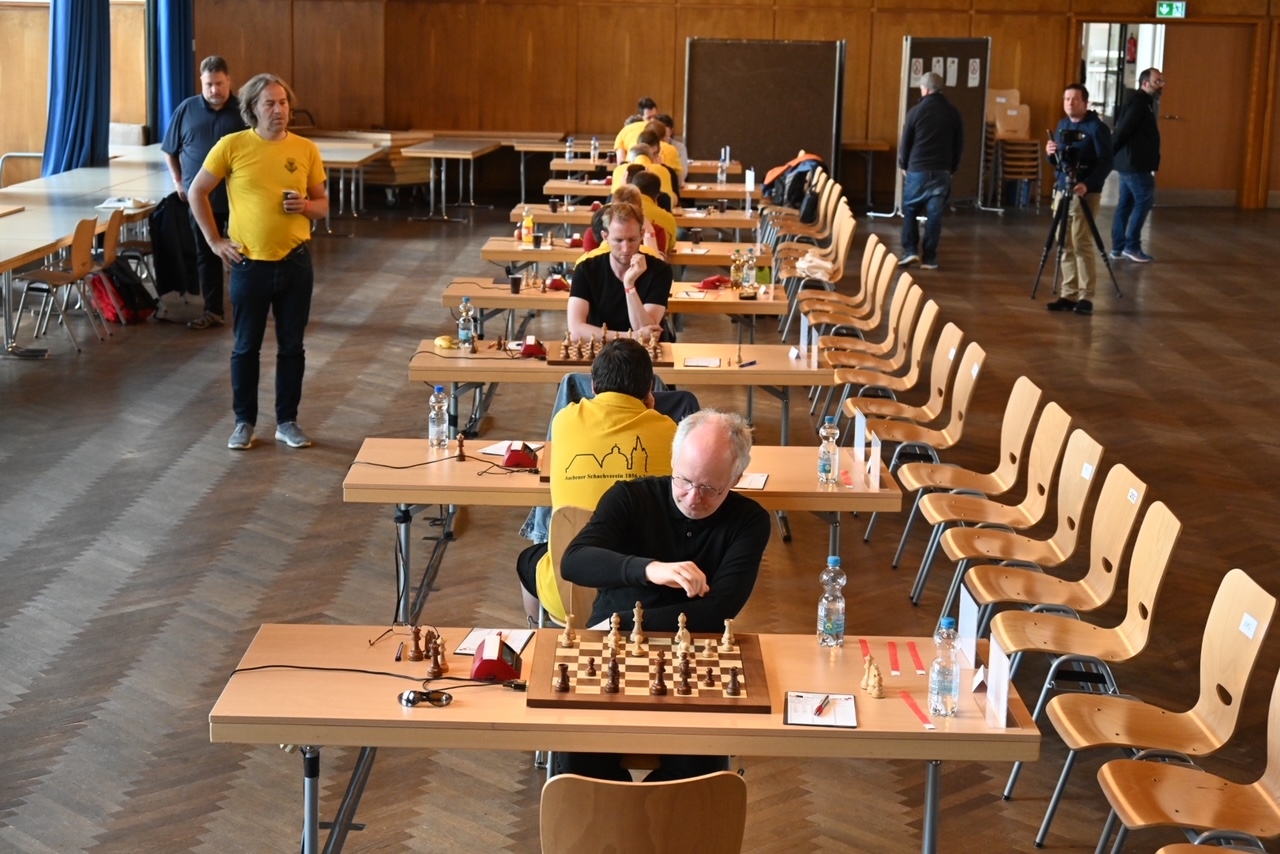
{"left": 470, "top": 634, "right": 523, "bottom": 681}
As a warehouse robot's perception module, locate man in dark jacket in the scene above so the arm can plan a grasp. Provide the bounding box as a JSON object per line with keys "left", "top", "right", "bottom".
{"left": 897, "top": 72, "right": 964, "bottom": 271}
{"left": 1045, "top": 84, "right": 1113, "bottom": 315}
{"left": 1110, "top": 68, "right": 1164, "bottom": 264}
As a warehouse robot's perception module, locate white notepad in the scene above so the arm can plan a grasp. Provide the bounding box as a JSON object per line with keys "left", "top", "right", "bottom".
{"left": 683, "top": 357, "right": 722, "bottom": 368}
{"left": 784, "top": 692, "right": 857, "bottom": 727}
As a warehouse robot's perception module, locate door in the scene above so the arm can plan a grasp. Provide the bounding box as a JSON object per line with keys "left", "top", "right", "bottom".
{"left": 1157, "top": 24, "right": 1254, "bottom": 205}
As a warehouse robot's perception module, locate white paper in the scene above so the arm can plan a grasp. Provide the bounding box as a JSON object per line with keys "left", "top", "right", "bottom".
{"left": 454, "top": 628, "right": 535, "bottom": 655}
{"left": 946, "top": 58, "right": 959, "bottom": 87}
{"left": 958, "top": 587, "right": 979, "bottom": 668}
{"left": 853, "top": 409, "right": 867, "bottom": 465}
{"left": 868, "top": 433, "right": 882, "bottom": 489}
{"left": 910, "top": 57, "right": 924, "bottom": 86}
{"left": 684, "top": 248, "right": 710, "bottom": 255}
{"left": 479, "top": 441, "right": 543, "bottom": 456}
{"left": 678, "top": 291, "right": 707, "bottom": 299}
{"left": 683, "top": 357, "right": 722, "bottom": 368}
{"left": 967, "top": 58, "right": 981, "bottom": 87}
{"left": 985, "top": 635, "right": 1011, "bottom": 729}
{"left": 788, "top": 346, "right": 801, "bottom": 360}
{"left": 799, "top": 314, "right": 811, "bottom": 350}
{"left": 745, "top": 168, "right": 755, "bottom": 192}
{"left": 786, "top": 692, "right": 857, "bottom": 728}
{"left": 734, "top": 472, "right": 768, "bottom": 490}
{"left": 931, "top": 57, "right": 945, "bottom": 76}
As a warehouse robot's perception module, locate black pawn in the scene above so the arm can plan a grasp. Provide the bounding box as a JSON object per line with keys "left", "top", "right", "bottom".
{"left": 702, "top": 667, "right": 716, "bottom": 688}
{"left": 554, "top": 662, "right": 571, "bottom": 693}
{"left": 586, "top": 657, "right": 596, "bottom": 677}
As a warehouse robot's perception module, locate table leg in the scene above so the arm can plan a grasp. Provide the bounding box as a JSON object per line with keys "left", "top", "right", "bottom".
{"left": 922, "top": 759, "right": 942, "bottom": 854}
{"left": 468, "top": 159, "right": 477, "bottom": 206}
{"left": 519, "top": 152, "right": 527, "bottom": 204}
{"left": 395, "top": 503, "right": 415, "bottom": 624}
{"left": 320, "top": 746, "right": 376, "bottom": 854}
{"left": 302, "top": 746, "right": 321, "bottom": 854}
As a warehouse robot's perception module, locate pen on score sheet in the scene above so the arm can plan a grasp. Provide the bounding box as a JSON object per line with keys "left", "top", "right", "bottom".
{"left": 813, "top": 695, "right": 831, "bottom": 716}
{"left": 737, "top": 360, "right": 757, "bottom": 369}
{"left": 395, "top": 642, "right": 405, "bottom": 662}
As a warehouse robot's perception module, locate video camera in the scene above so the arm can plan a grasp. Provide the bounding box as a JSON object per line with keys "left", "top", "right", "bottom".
{"left": 1054, "top": 128, "right": 1088, "bottom": 172}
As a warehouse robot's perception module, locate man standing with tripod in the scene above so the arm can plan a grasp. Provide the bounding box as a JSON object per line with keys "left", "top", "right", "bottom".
{"left": 1045, "top": 84, "right": 1113, "bottom": 315}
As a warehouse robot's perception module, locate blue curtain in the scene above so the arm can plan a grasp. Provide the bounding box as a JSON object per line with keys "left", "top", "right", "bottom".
{"left": 42, "top": 0, "right": 112, "bottom": 176}
{"left": 148, "top": 0, "right": 195, "bottom": 144}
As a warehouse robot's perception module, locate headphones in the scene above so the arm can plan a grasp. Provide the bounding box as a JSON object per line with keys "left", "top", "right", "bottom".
{"left": 399, "top": 689, "right": 453, "bottom": 708}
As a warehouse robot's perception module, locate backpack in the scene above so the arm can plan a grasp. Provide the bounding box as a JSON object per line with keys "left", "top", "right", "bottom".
{"left": 763, "top": 154, "right": 824, "bottom": 208}
{"left": 90, "top": 260, "right": 158, "bottom": 324}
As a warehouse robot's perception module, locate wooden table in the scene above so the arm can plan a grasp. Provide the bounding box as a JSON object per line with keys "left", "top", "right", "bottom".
{"left": 401, "top": 138, "right": 503, "bottom": 220}
{"left": 210, "top": 624, "right": 1038, "bottom": 854}
{"left": 311, "top": 142, "right": 388, "bottom": 222}
{"left": 345, "top": 438, "right": 901, "bottom": 621}
{"left": 842, "top": 139, "right": 893, "bottom": 209}
{"left": 548, "top": 156, "right": 742, "bottom": 176}
{"left": 408, "top": 340, "right": 834, "bottom": 445}
{"left": 545, "top": 178, "right": 763, "bottom": 204}
{"left": 479, "top": 235, "right": 771, "bottom": 273}
{"left": 509, "top": 202, "right": 757, "bottom": 232}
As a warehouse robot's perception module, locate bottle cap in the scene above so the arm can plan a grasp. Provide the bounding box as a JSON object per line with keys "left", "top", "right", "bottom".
{"left": 827, "top": 556, "right": 841, "bottom": 566}
{"left": 939, "top": 617, "right": 957, "bottom": 630}
{"left": 824, "top": 416, "right": 836, "bottom": 423}
{"left": 434, "top": 385, "right": 444, "bottom": 393}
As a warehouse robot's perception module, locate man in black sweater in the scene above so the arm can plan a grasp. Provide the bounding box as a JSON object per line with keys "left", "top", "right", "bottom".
{"left": 897, "top": 71, "right": 964, "bottom": 271}
{"left": 1110, "top": 68, "right": 1164, "bottom": 264}
{"left": 555, "top": 409, "right": 769, "bottom": 781}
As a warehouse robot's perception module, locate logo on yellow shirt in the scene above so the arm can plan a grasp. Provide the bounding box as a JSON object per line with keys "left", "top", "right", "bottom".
{"left": 285, "top": 158, "right": 298, "bottom": 173}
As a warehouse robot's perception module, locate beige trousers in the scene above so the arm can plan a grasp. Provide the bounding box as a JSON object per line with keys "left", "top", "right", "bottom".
{"left": 1052, "top": 191, "right": 1100, "bottom": 300}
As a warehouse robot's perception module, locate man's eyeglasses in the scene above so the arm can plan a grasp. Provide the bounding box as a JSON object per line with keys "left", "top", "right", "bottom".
{"left": 672, "top": 474, "right": 728, "bottom": 499}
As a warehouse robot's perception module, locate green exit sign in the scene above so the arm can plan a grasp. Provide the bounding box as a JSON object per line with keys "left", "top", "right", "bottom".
{"left": 1156, "top": 1, "right": 1186, "bottom": 16}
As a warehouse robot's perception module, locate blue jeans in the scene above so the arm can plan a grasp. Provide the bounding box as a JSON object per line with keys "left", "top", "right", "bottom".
{"left": 901, "top": 170, "right": 952, "bottom": 264}
{"left": 229, "top": 244, "right": 313, "bottom": 426}
{"left": 1111, "top": 171, "right": 1155, "bottom": 255}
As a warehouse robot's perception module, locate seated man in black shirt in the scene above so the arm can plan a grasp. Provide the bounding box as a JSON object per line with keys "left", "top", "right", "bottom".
{"left": 554, "top": 409, "right": 770, "bottom": 782}
{"left": 568, "top": 201, "right": 672, "bottom": 343}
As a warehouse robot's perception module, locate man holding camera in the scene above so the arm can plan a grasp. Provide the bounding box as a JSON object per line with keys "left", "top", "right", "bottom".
{"left": 1045, "top": 84, "right": 1113, "bottom": 315}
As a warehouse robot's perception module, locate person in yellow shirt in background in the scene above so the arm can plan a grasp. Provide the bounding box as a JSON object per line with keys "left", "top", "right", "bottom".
{"left": 516, "top": 339, "right": 678, "bottom": 624}
{"left": 611, "top": 143, "right": 678, "bottom": 207}
{"left": 638, "top": 122, "right": 684, "bottom": 186}
{"left": 612, "top": 96, "right": 659, "bottom": 159}
{"left": 189, "top": 73, "right": 328, "bottom": 451}
{"left": 628, "top": 170, "right": 677, "bottom": 259}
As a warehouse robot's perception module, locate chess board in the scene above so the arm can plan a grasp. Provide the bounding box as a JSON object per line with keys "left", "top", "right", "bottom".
{"left": 526, "top": 629, "right": 771, "bottom": 714}
{"left": 546, "top": 342, "right": 673, "bottom": 368}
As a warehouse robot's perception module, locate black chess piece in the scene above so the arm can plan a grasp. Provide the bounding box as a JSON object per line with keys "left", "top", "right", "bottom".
{"left": 650, "top": 655, "right": 667, "bottom": 696}
{"left": 605, "top": 653, "right": 620, "bottom": 694}
{"left": 555, "top": 662, "right": 571, "bottom": 692}
{"left": 586, "top": 657, "right": 596, "bottom": 677}
{"left": 409, "top": 626, "right": 425, "bottom": 662}
{"left": 426, "top": 638, "right": 443, "bottom": 679}
{"left": 676, "top": 653, "right": 693, "bottom": 696}
{"left": 725, "top": 666, "right": 741, "bottom": 697}
{"left": 702, "top": 667, "right": 716, "bottom": 688}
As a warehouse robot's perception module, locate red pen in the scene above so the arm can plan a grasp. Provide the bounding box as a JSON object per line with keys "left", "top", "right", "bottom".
{"left": 814, "top": 695, "right": 831, "bottom": 716}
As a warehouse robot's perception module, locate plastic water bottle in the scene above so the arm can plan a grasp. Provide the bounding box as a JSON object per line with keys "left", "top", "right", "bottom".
{"left": 928, "top": 617, "right": 961, "bottom": 717}
{"left": 744, "top": 248, "right": 757, "bottom": 287}
{"left": 817, "top": 416, "right": 840, "bottom": 485}
{"left": 457, "top": 297, "right": 476, "bottom": 350}
{"left": 428, "top": 386, "right": 449, "bottom": 449}
{"left": 717, "top": 146, "right": 728, "bottom": 185}
{"left": 565, "top": 136, "right": 574, "bottom": 162}
{"left": 817, "top": 556, "right": 846, "bottom": 647}
{"left": 590, "top": 135, "right": 600, "bottom": 161}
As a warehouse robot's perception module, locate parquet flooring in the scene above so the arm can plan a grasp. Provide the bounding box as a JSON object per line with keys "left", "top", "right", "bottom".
{"left": 2, "top": 200, "right": 1280, "bottom": 853}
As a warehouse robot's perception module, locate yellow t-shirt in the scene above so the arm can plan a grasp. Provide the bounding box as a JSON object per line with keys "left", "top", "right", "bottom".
{"left": 657, "top": 140, "right": 683, "bottom": 177}
{"left": 573, "top": 244, "right": 664, "bottom": 267}
{"left": 202, "top": 130, "right": 326, "bottom": 261}
{"left": 613, "top": 120, "right": 646, "bottom": 155}
{"left": 611, "top": 156, "right": 678, "bottom": 205}
{"left": 640, "top": 197, "right": 678, "bottom": 253}
{"left": 536, "top": 392, "right": 676, "bottom": 621}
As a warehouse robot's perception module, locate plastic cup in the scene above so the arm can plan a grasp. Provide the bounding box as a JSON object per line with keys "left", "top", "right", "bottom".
{"left": 532, "top": 233, "right": 543, "bottom": 249}
{"left": 509, "top": 274, "right": 523, "bottom": 294}
{"left": 548, "top": 198, "right": 560, "bottom": 213}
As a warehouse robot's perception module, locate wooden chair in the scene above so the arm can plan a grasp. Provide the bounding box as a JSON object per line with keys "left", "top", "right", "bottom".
{"left": 779, "top": 205, "right": 859, "bottom": 339}
{"left": 831, "top": 312, "right": 953, "bottom": 433}
{"left": 905, "top": 401, "right": 1071, "bottom": 601}
{"left": 1154, "top": 835, "right": 1270, "bottom": 853}
{"left": 13, "top": 217, "right": 100, "bottom": 352}
{"left": 932, "top": 427, "right": 1103, "bottom": 620}
{"left": 1095, "top": 598, "right": 1280, "bottom": 853}
{"left": 962, "top": 461, "right": 1148, "bottom": 635}
{"left": 855, "top": 340, "right": 986, "bottom": 490}
{"left": 989, "top": 500, "right": 1181, "bottom": 836}
{"left": 1029, "top": 567, "right": 1275, "bottom": 848}
{"left": 548, "top": 504, "right": 595, "bottom": 630}
{"left": 872, "top": 376, "right": 1042, "bottom": 563}
{"left": 797, "top": 232, "right": 883, "bottom": 317}
{"left": 540, "top": 771, "right": 748, "bottom": 854}
{"left": 796, "top": 230, "right": 893, "bottom": 339}
{"left": 815, "top": 272, "right": 921, "bottom": 360}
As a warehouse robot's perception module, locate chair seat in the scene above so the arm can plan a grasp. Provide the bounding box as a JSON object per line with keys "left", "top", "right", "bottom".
{"left": 964, "top": 563, "right": 1106, "bottom": 611}
{"left": 20, "top": 268, "right": 81, "bottom": 287}
{"left": 1097, "top": 758, "right": 1280, "bottom": 837}
{"left": 869, "top": 419, "right": 959, "bottom": 449}
{"left": 817, "top": 333, "right": 881, "bottom": 353}
{"left": 919, "top": 491, "right": 1036, "bottom": 528}
{"left": 941, "top": 526, "right": 1070, "bottom": 566}
{"left": 1046, "top": 692, "right": 1215, "bottom": 754}
{"left": 854, "top": 396, "right": 941, "bottom": 422}
{"left": 897, "top": 461, "right": 1012, "bottom": 496}
{"left": 991, "top": 610, "right": 1142, "bottom": 661}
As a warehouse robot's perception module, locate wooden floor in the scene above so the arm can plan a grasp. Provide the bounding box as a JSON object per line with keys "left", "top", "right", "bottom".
{"left": 3, "top": 200, "right": 1280, "bottom": 853}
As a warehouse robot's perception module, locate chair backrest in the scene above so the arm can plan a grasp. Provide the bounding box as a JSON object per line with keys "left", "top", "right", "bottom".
{"left": 1042, "top": 428, "right": 1106, "bottom": 558}
{"left": 68, "top": 217, "right": 99, "bottom": 279}
{"left": 859, "top": 233, "right": 883, "bottom": 292}
{"left": 881, "top": 281, "right": 924, "bottom": 365}
{"left": 823, "top": 205, "right": 859, "bottom": 282}
{"left": 540, "top": 771, "right": 748, "bottom": 854}
{"left": 912, "top": 309, "right": 967, "bottom": 420}
{"left": 1188, "top": 567, "right": 1276, "bottom": 744}
{"left": 988, "top": 376, "right": 1042, "bottom": 493}
{"left": 1009, "top": 401, "right": 1073, "bottom": 522}
{"left": 933, "top": 340, "right": 986, "bottom": 445}
{"left": 1073, "top": 463, "right": 1148, "bottom": 606}
{"left": 549, "top": 505, "right": 595, "bottom": 629}
{"left": 1113, "top": 500, "right": 1181, "bottom": 656}
{"left": 100, "top": 208, "right": 123, "bottom": 268}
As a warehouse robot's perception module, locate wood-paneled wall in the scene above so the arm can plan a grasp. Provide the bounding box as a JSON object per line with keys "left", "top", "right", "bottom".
{"left": 2, "top": 0, "right": 1279, "bottom": 205}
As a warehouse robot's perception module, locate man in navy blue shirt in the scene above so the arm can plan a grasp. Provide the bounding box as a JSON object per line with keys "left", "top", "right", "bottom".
{"left": 161, "top": 56, "right": 246, "bottom": 330}
{"left": 897, "top": 72, "right": 964, "bottom": 271}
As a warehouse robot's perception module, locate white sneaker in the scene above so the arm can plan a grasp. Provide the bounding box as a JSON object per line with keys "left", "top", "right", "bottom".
{"left": 274, "top": 421, "right": 312, "bottom": 448}
{"left": 898, "top": 254, "right": 920, "bottom": 267}
{"left": 228, "top": 422, "right": 254, "bottom": 450}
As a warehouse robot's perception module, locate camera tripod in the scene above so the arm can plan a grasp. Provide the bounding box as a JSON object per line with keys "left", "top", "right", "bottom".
{"left": 1031, "top": 164, "right": 1122, "bottom": 301}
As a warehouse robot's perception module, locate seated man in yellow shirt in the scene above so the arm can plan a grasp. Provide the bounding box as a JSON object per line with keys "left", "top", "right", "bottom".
{"left": 628, "top": 170, "right": 677, "bottom": 258}
{"left": 611, "top": 143, "right": 678, "bottom": 207}
{"left": 516, "top": 339, "right": 677, "bottom": 623}
{"left": 636, "top": 122, "right": 684, "bottom": 187}
{"left": 612, "top": 96, "right": 659, "bottom": 159}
